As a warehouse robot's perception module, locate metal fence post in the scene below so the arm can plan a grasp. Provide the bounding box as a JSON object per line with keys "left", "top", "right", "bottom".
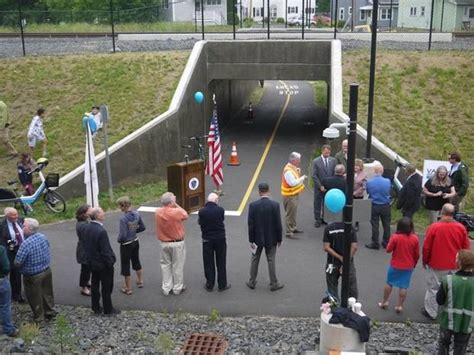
{"left": 301, "top": 0, "right": 304, "bottom": 38}
{"left": 428, "top": 0, "right": 435, "bottom": 51}
{"left": 267, "top": 0, "right": 270, "bottom": 38}
{"left": 233, "top": 0, "right": 236, "bottom": 39}
{"left": 440, "top": 0, "right": 445, "bottom": 32}
{"left": 201, "top": 0, "right": 205, "bottom": 39}
{"left": 333, "top": 0, "right": 338, "bottom": 39}
{"left": 17, "top": 0, "right": 26, "bottom": 56}
{"left": 109, "top": 0, "right": 116, "bottom": 53}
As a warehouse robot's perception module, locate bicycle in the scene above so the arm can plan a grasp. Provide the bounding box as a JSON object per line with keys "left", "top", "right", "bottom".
{"left": 383, "top": 157, "right": 406, "bottom": 206}
{"left": 181, "top": 135, "right": 208, "bottom": 162}
{"left": 0, "top": 157, "right": 66, "bottom": 216}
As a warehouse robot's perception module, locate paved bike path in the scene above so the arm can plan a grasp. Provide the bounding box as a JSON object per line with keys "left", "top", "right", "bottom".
{"left": 44, "top": 81, "right": 433, "bottom": 323}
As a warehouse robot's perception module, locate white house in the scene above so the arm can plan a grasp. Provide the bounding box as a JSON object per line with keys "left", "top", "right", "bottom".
{"left": 161, "top": 0, "right": 228, "bottom": 25}
{"left": 240, "top": 0, "right": 317, "bottom": 21}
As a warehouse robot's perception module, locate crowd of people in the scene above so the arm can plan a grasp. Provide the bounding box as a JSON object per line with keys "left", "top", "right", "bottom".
{"left": 0, "top": 131, "right": 472, "bottom": 353}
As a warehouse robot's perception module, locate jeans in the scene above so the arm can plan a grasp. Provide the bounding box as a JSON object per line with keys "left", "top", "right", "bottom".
{"left": 438, "top": 328, "right": 471, "bottom": 355}
{"left": 0, "top": 278, "right": 15, "bottom": 336}
{"left": 325, "top": 260, "right": 358, "bottom": 300}
{"left": 371, "top": 203, "right": 391, "bottom": 246}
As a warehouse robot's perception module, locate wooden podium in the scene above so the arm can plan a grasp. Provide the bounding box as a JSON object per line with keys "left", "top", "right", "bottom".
{"left": 167, "top": 160, "right": 205, "bottom": 213}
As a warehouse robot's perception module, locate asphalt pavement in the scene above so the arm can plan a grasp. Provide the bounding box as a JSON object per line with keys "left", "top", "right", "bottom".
{"left": 43, "top": 80, "right": 434, "bottom": 323}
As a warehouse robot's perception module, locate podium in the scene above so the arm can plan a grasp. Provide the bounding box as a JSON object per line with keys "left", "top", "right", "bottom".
{"left": 167, "top": 160, "right": 205, "bottom": 213}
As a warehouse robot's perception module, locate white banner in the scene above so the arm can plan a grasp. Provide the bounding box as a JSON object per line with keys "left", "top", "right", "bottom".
{"left": 84, "top": 123, "right": 99, "bottom": 207}
{"left": 422, "top": 160, "right": 452, "bottom": 185}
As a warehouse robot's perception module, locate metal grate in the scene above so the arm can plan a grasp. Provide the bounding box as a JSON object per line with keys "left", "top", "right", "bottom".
{"left": 180, "top": 333, "right": 228, "bottom": 355}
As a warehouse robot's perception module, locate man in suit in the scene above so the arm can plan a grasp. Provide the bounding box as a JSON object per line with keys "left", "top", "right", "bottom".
{"left": 0, "top": 207, "right": 25, "bottom": 303}
{"left": 323, "top": 164, "right": 347, "bottom": 194}
{"left": 198, "top": 193, "right": 230, "bottom": 292}
{"left": 312, "top": 144, "right": 337, "bottom": 228}
{"left": 448, "top": 151, "right": 469, "bottom": 211}
{"left": 335, "top": 139, "right": 348, "bottom": 169}
{"left": 396, "top": 164, "right": 422, "bottom": 219}
{"left": 246, "top": 183, "right": 284, "bottom": 291}
{"left": 82, "top": 207, "right": 119, "bottom": 316}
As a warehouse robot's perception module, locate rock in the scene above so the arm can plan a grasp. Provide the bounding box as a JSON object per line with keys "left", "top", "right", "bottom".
{"left": 79, "top": 338, "right": 92, "bottom": 350}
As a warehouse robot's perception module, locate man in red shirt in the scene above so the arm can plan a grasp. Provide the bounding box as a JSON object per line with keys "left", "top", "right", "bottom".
{"left": 422, "top": 203, "right": 470, "bottom": 320}
{"left": 155, "top": 192, "right": 188, "bottom": 296}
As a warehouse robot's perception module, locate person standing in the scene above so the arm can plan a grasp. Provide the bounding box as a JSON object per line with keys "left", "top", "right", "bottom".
{"left": 378, "top": 217, "right": 419, "bottom": 314}
{"left": 366, "top": 163, "right": 392, "bottom": 250}
{"left": 353, "top": 159, "right": 368, "bottom": 199}
{"left": 422, "top": 203, "right": 470, "bottom": 321}
{"left": 0, "top": 100, "right": 18, "bottom": 159}
{"left": 75, "top": 204, "right": 91, "bottom": 297}
{"left": 82, "top": 208, "right": 119, "bottom": 316}
{"left": 27, "top": 108, "right": 48, "bottom": 157}
{"left": 423, "top": 166, "right": 455, "bottom": 224}
{"left": 0, "top": 207, "right": 25, "bottom": 303}
{"left": 198, "top": 193, "right": 230, "bottom": 292}
{"left": 323, "top": 164, "right": 347, "bottom": 194}
{"left": 396, "top": 164, "right": 423, "bottom": 219}
{"left": 15, "top": 218, "right": 56, "bottom": 323}
{"left": 0, "top": 243, "right": 18, "bottom": 337}
{"left": 448, "top": 152, "right": 469, "bottom": 211}
{"left": 323, "top": 221, "right": 358, "bottom": 300}
{"left": 246, "top": 183, "right": 284, "bottom": 291}
{"left": 312, "top": 145, "right": 336, "bottom": 228}
{"left": 155, "top": 192, "right": 188, "bottom": 296}
{"left": 437, "top": 249, "right": 474, "bottom": 355}
{"left": 335, "top": 139, "right": 348, "bottom": 169}
{"left": 117, "top": 196, "right": 145, "bottom": 295}
{"left": 281, "top": 152, "right": 306, "bottom": 239}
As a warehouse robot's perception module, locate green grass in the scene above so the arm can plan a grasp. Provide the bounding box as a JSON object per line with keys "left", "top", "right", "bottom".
{"left": 0, "top": 51, "right": 188, "bottom": 186}
{"left": 312, "top": 81, "right": 328, "bottom": 107}
{"left": 0, "top": 22, "right": 233, "bottom": 33}
{"left": 315, "top": 49, "right": 474, "bottom": 214}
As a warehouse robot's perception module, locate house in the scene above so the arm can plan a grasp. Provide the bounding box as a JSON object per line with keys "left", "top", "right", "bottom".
{"left": 398, "top": 0, "right": 474, "bottom": 31}
{"left": 160, "top": 0, "right": 228, "bottom": 25}
{"left": 331, "top": 0, "right": 399, "bottom": 30}
{"left": 240, "top": 0, "right": 317, "bottom": 22}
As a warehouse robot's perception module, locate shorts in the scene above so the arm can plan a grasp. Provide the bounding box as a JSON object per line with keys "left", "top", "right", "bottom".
{"left": 28, "top": 135, "right": 44, "bottom": 148}
{"left": 120, "top": 240, "right": 141, "bottom": 276}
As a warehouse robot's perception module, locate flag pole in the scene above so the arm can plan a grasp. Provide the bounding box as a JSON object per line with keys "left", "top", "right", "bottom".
{"left": 86, "top": 122, "right": 95, "bottom": 206}
{"left": 212, "top": 93, "right": 224, "bottom": 196}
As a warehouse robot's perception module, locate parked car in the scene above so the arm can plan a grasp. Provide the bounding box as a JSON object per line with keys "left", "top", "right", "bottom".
{"left": 288, "top": 15, "right": 316, "bottom": 27}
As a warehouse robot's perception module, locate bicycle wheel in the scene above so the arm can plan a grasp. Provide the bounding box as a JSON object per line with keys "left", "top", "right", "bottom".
{"left": 43, "top": 190, "right": 66, "bottom": 213}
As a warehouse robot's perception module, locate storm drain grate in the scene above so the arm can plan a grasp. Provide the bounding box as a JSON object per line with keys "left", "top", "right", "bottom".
{"left": 180, "top": 333, "right": 228, "bottom": 354}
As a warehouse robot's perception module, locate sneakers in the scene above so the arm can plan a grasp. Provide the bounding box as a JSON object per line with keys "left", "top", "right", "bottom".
{"left": 245, "top": 281, "right": 256, "bottom": 290}
{"left": 314, "top": 220, "right": 322, "bottom": 228}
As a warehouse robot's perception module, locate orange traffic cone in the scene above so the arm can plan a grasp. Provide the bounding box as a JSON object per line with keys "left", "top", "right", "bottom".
{"left": 228, "top": 142, "right": 241, "bottom": 166}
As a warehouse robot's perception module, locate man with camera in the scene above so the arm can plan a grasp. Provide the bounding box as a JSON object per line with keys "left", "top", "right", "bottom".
{"left": 323, "top": 221, "right": 358, "bottom": 300}
{"left": 0, "top": 207, "right": 25, "bottom": 303}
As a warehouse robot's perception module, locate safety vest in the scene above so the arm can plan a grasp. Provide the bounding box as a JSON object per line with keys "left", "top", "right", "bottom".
{"left": 438, "top": 274, "right": 474, "bottom": 334}
{"left": 281, "top": 163, "right": 305, "bottom": 197}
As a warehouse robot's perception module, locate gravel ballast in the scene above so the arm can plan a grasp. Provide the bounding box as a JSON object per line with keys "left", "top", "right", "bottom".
{"left": 1, "top": 304, "right": 473, "bottom": 353}
{"left": 0, "top": 36, "right": 473, "bottom": 58}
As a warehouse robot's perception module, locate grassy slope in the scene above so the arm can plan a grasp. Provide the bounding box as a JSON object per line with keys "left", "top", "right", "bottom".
{"left": 0, "top": 51, "right": 189, "bottom": 182}
{"left": 340, "top": 49, "right": 473, "bottom": 214}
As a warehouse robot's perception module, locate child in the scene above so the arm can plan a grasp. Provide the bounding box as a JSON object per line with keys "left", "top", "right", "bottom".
{"left": 17, "top": 153, "right": 35, "bottom": 196}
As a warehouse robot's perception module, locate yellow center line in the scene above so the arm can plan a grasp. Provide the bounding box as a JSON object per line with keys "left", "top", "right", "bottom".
{"left": 237, "top": 81, "right": 292, "bottom": 214}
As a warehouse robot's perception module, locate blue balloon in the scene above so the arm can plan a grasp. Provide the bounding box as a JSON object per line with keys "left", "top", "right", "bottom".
{"left": 324, "top": 188, "right": 346, "bottom": 214}
{"left": 194, "top": 91, "right": 204, "bottom": 104}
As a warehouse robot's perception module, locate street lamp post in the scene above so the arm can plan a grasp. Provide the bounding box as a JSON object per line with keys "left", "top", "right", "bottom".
{"left": 341, "top": 83, "right": 358, "bottom": 308}
{"left": 365, "top": 0, "right": 378, "bottom": 161}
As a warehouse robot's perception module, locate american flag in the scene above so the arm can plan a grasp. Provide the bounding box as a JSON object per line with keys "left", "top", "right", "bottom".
{"left": 205, "top": 107, "right": 224, "bottom": 186}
